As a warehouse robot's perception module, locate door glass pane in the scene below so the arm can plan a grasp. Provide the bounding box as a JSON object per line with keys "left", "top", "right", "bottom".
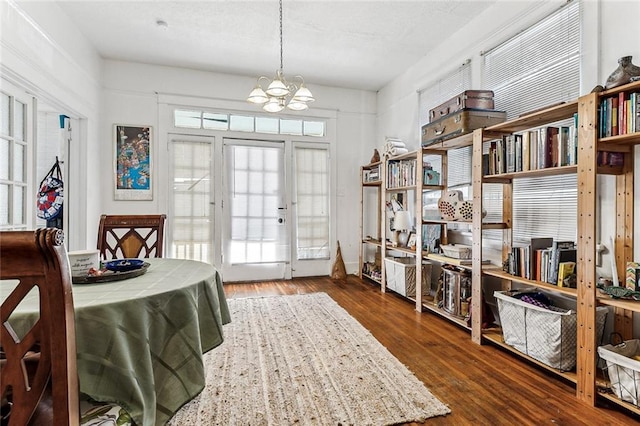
{"left": 14, "top": 101, "right": 25, "bottom": 141}
{"left": 0, "top": 138, "right": 9, "bottom": 179}
{"left": 0, "top": 184, "right": 8, "bottom": 225}
{"left": 295, "top": 146, "right": 330, "bottom": 259}
{"left": 171, "top": 140, "right": 212, "bottom": 262}
{"left": 226, "top": 143, "right": 287, "bottom": 264}
{"left": 12, "top": 186, "right": 24, "bottom": 225}
{"left": 13, "top": 143, "right": 24, "bottom": 181}
{"left": 202, "top": 113, "right": 228, "bottom": 130}
{"left": 0, "top": 93, "right": 9, "bottom": 136}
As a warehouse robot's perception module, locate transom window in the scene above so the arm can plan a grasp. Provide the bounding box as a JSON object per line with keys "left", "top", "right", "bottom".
{"left": 174, "top": 109, "right": 325, "bottom": 137}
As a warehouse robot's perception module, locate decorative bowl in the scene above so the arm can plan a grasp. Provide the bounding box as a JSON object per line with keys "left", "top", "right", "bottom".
{"left": 103, "top": 258, "right": 146, "bottom": 272}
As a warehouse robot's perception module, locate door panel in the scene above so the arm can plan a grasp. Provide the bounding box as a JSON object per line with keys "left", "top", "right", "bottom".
{"left": 222, "top": 139, "right": 288, "bottom": 281}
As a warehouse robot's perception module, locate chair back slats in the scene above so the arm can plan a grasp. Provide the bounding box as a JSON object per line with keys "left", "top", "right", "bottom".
{"left": 0, "top": 229, "right": 79, "bottom": 426}
{"left": 97, "top": 214, "right": 166, "bottom": 260}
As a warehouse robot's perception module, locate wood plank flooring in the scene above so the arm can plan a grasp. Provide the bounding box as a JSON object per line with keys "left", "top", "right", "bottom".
{"left": 224, "top": 275, "right": 640, "bottom": 425}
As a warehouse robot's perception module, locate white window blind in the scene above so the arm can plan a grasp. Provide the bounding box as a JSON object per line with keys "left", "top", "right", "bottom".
{"left": 171, "top": 140, "right": 212, "bottom": 262}
{"left": 482, "top": 0, "right": 580, "bottom": 243}
{"left": 483, "top": 1, "right": 580, "bottom": 119}
{"left": 294, "top": 146, "right": 330, "bottom": 260}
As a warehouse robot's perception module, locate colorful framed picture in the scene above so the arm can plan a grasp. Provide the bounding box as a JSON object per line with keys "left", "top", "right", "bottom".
{"left": 114, "top": 125, "right": 152, "bottom": 200}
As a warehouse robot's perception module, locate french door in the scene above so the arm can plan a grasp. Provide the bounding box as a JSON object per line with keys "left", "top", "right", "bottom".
{"left": 221, "top": 139, "right": 289, "bottom": 281}
{"left": 169, "top": 134, "right": 331, "bottom": 281}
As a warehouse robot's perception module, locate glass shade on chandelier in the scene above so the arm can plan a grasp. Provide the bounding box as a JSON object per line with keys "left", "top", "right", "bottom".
{"left": 247, "top": 72, "right": 315, "bottom": 112}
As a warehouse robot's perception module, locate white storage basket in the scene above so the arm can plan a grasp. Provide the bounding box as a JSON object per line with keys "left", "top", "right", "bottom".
{"left": 598, "top": 339, "right": 640, "bottom": 406}
{"left": 384, "top": 257, "right": 431, "bottom": 298}
{"left": 495, "top": 289, "right": 608, "bottom": 371}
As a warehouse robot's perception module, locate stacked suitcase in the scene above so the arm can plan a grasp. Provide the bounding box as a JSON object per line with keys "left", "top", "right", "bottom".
{"left": 421, "top": 90, "right": 507, "bottom": 146}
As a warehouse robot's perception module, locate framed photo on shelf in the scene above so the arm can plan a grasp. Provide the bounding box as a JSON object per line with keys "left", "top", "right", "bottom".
{"left": 114, "top": 125, "right": 152, "bottom": 201}
{"left": 406, "top": 232, "right": 417, "bottom": 249}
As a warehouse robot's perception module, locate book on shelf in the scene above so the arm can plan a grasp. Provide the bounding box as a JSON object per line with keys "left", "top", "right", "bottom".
{"left": 386, "top": 158, "right": 416, "bottom": 188}
{"left": 557, "top": 261, "right": 576, "bottom": 287}
{"left": 529, "top": 130, "right": 539, "bottom": 170}
{"left": 363, "top": 165, "right": 381, "bottom": 183}
{"left": 530, "top": 237, "right": 553, "bottom": 281}
{"left": 558, "top": 126, "right": 571, "bottom": 167}
{"left": 597, "top": 151, "right": 624, "bottom": 167}
{"left": 521, "top": 132, "right": 530, "bottom": 172}
{"left": 547, "top": 240, "right": 576, "bottom": 286}
{"left": 599, "top": 91, "right": 640, "bottom": 137}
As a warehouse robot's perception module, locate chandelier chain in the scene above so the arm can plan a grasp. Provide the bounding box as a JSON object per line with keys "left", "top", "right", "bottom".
{"left": 246, "top": 0, "right": 314, "bottom": 111}
{"left": 279, "top": 0, "right": 283, "bottom": 72}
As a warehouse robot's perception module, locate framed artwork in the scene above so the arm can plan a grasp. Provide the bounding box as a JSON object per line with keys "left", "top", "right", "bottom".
{"left": 406, "top": 232, "right": 417, "bottom": 249}
{"left": 114, "top": 125, "right": 152, "bottom": 200}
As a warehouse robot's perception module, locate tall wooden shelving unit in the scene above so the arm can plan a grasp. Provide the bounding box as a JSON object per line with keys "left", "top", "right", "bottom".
{"left": 359, "top": 161, "right": 383, "bottom": 286}
{"left": 470, "top": 101, "right": 580, "bottom": 346}
{"left": 466, "top": 80, "right": 640, "bottom": 416}
{"left": 382, "top": 150, "right": 421, "bottom": 306}
{"left": 576, "top": 80, "right": 639, "bottom": 414}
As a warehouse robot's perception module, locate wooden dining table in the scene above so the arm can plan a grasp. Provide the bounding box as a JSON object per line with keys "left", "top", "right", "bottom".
{"left": 2, "top": 257, "right": 230, "bottom": 426}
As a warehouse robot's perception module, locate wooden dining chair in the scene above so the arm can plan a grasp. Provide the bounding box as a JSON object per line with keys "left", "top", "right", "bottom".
{"left": 0, "top": 229, "right": 132, "bottom": 426}
{"left": 97, "top": 214, "right": 166, "bottom": 260}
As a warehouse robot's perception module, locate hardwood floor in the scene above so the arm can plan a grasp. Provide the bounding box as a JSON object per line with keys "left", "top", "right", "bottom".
{"left": 224, "top": 275, "right": 640, "bottom": 425}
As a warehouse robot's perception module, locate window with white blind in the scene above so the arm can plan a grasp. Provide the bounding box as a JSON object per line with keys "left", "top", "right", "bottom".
{"left": 294, "top": 145, "right": 330, "bottom": 260}
{"left": 482, "top": 0, "right": 580, "bottom": 243}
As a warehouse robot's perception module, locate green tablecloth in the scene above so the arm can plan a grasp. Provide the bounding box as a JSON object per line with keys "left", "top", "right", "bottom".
{"left": 3, "top": 258, "right": 230, "bottom": 426}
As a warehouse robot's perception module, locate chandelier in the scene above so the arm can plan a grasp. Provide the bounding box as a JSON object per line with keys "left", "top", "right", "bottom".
{"left": 247, "top": 0, "right": 314, "bottom": 112}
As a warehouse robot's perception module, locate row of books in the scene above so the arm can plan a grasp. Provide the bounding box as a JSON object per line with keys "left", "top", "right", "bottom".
{"left": 483, "top": 121, "right": 578, "bottom": 176}
{"left": 363, "top": 165, "right": 381, "bottom": 183}
{"left": 599, "top": 91, "right": 640, "bottom": 138}
{"left": 505, "top": 238, "right": 576, "bottom": 287}
{"left": 386, "top": 159, "right": 416, "bottom": 188}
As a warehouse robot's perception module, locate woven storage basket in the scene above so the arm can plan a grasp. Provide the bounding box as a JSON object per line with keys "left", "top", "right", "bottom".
{"left": 384, "top": 257, "right": 431, "bottom": 298}
{"left": 495, "top": 290, "right": 608, "bottom": 371}
{"left": 440, "top": 244, "right": 471, "bottom": 260}
{"left": 598, "top": 339, "right": 640, "bottom": 406}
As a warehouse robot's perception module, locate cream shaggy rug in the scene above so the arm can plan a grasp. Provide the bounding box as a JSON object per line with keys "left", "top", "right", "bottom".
{"left": 169, "top": 292, "right": 450, "bottom": 425}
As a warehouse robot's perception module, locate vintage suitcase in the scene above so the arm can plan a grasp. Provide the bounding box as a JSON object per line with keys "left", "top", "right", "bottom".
{"left": 429, "top": 90, "right": 495, "bottom": 122}
{"left": 421, "top": 108, "right": 506, "bottom": 146}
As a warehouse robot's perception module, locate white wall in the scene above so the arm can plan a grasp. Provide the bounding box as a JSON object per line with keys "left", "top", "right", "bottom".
{"left": 1, "top": 0, "right": 103, "bottom": 249}
{"left": 101, "top": 60, "right": 377, "bottom": 273}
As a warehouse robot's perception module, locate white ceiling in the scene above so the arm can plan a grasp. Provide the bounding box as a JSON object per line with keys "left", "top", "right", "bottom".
{"left": 55, "top": 0, "right": 496, "bottom": 91}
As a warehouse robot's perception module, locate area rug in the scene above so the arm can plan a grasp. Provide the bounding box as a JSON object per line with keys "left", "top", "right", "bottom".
{"left": 169, "top": 292, "right": 450, "bottom": 425}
